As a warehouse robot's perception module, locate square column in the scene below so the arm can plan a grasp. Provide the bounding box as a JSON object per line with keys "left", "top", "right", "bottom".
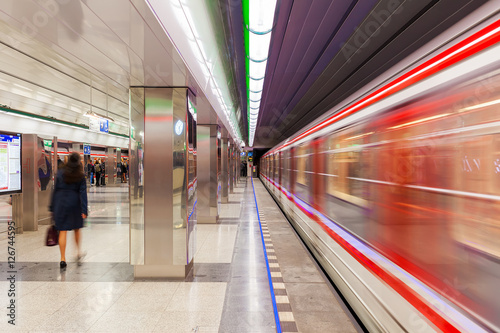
{"left": 116, "top": 148, "right": 122, "bottom": 183}
{"left": 220, "top": 131, "right": 229, "bottom": 204}
{"left": 21, "top": 134, "right": 38, "bottom": 232}
{"left": 235, "top": 147, "right": 240, "bottom": 184}
{"left": 72, "top": 142, "right": 80, "bottom": 153}
{"left": 52, "top": 137, "right": 58, "bottom": 180}
{"left": 129, "top": 87, "right": 197, "bottom": 278}
{"left": 217, "top": 129, "right": 222, "bottom": 210}
{"left": 107, "top": 147, "right": 116, "bottom": 185}
{"left": 197, "top": 124, "right": 219, "bottom": 223}
{"left": 229, "top": 140, "right": 234, "bottom": 193}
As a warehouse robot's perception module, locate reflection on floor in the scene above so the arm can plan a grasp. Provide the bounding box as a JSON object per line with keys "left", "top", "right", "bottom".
{"left": 0, "top": 179, "right": 357, "bottom": 332}
{"left": 0, "top": 180, "right": 277, "bottom": 332}
{"left": 0, "top": 196, "right": 11, "bottom": 234}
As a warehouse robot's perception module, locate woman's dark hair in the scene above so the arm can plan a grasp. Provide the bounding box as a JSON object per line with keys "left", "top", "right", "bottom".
{"left": 64, "top": 152, "right": 84, "bottom": 184}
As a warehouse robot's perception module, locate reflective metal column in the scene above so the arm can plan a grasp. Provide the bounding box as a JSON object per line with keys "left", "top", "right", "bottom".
{"left": 129, "top": 87, "right": 196, "bottom": 278}
{"left": 52, "top": 137, "right": 58, "bottom": 181}
{"left": 72, "top": 143, "right": 80, "bottom": 153}
{"left": 220, "top": 130, "right": 229, "bottom": 204}
{"left": 229, "top": 140, "right": 234, "bottom": 194}
{"left": 235, "top": 146, "right": 240, "bottom": 184}
{"left": 107, "top": 147, "right": 116, "bottom": 185}
{"left": 197, "top": 124, "right": 219, "bottom": 223}
{"left": 21, "top": 134, "right": 38, "bottom": 232}
{"left": 116, "top": 148, "right": 122, "bottom": 183}
{"left": 217, "top": 129, "right": 222, "bottom": 210}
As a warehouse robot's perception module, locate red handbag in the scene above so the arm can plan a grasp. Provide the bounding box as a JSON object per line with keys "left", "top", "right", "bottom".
{"left": 46, "top": 225, "right": 59, "bottom": 246}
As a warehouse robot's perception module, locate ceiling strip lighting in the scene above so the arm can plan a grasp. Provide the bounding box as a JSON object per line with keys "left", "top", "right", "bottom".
{"left": 243, "top": 0, "right": 278, "bottom": 147}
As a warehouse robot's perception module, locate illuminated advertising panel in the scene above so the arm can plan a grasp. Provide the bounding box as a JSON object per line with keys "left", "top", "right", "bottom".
{"left": 0, "top": 133, "right": 21, "bottom": 194}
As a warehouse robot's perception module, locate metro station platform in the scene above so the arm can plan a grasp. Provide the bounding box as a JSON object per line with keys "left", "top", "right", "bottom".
{"left": 0, "top": 178, "right": 359, "bottom": 333}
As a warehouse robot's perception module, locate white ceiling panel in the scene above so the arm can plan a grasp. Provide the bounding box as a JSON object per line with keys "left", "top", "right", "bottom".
{"left": 0, "top": 0, "right": 243, "bottom": 142}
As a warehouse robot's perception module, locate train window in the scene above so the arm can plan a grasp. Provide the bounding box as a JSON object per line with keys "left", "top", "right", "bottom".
{"left": 326, "top": 151, "right": 338, "bottom": 195}
{"left": 278, "top": 152, "right": 282, "bottom": 186}
{"left": 282, "top": 149, "right": 290, "bottom": 190}
{"left": 323, "top": 129, "right": 370, "bottom": 209}
{"left": 275, "top": 153, "right": 280, "bottom": 182}
{"left": 296, "top": 143, "right": 312, "bottom": 203}
{"left": 296, "top": 145, "right": 307, "bottom": 185}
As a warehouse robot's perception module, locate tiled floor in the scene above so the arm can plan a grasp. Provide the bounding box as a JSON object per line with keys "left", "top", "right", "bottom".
{"left": 0, "top": 179, "right": 357, "bottom": 332}
{"left": 253, "top": 180, "right": 361, "bottom": 333}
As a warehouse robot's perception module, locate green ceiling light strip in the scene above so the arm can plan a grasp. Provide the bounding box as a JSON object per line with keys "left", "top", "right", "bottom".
{"left": 242, "top": 0, "right": 278, "bottom": 147}
{"left": 243, "top": 0, "right": 250, "bottom": 134}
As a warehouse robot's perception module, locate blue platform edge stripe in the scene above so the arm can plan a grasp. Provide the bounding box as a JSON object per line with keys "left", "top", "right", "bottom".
{"left": 252, "top": 177, "right": 282, "bottom": 333}
{"left": 188, "top": 200, "right": 197, "bottom": 221}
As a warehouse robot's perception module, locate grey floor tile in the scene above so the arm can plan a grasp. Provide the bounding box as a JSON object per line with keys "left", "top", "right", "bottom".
{"left": 293, "top": 311, "right": 358, "bottom": 333}
{"left": 219, "top": 311, "right": 276, "bottom": 332}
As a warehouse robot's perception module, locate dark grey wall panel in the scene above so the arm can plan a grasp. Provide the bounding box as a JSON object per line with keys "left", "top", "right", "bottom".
{"left": 254, "top": 0, "right": 487, "bottom": 147}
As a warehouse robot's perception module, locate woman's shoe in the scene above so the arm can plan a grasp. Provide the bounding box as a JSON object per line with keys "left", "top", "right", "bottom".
{"left": 77, "top": 252, "right": 86, "bottom": 266}
{"left": 60, "top": 261, "right": 67, "bottom": 269}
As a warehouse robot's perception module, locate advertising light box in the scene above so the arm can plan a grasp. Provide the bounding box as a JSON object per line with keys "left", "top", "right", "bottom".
{"left": 0, "top": 133, "right": 21, "bottom": 194}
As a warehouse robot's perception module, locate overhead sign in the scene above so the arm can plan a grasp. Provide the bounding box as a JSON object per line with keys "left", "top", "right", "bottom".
{"left": 43, "top": 140, "right": 52, "bottom": 148}
{"left": 89, "top": 117, "right": 109, "bottom": 133}
{"left": 83, "top": 144, "right": 91, "bottom": 155}
{"left": 100, "top": 119, "right": 109, "bottom": 133}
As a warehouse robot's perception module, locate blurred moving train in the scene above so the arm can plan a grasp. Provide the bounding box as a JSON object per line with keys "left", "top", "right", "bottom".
{"left": 261, "top": 16, "right": 500, "bottom": 332}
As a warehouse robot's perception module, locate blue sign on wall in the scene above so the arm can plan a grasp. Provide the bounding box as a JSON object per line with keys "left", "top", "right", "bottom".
{"left": 83, "top": 144, "right": 91, "bottom": 155}
{"left": 99, "top": 119, "right": 109, "bottom": 133}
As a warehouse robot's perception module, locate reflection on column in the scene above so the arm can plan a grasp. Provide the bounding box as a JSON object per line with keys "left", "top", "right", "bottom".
{"left": 129, "top": 88, "right": 145, "bottom": 265}
{"left": 221, "top": 130, "right": 229, "bottom": 204}
{"left": 129, "top": 87, "right": 196, "bottom": 278}
{"left": 197, "top": 124, "right": 219, "bottom": 223}
{"left": 217, "top": 128, "right": 222, "bottom": 212}
{"left": 229, "top": 140, "right": 234, "bottom": 193}
{"left": 107, "top": 147, "right": 115, "bottom": 185}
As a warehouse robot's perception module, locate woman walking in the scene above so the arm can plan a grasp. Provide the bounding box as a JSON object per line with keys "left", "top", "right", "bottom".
{"left": 49, "top": 152, "right": 88, "bottom": 268}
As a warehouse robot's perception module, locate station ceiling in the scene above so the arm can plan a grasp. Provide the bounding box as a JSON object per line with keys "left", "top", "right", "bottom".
{"left": 246, "top": 0, "right": 487, "bottom": 148}
{"left": 0, "top": 0, "right": 490, "bottom": 149}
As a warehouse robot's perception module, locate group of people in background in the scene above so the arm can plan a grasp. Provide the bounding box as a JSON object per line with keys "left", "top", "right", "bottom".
{"left": 86, "top": 159, "right": 106, "bottom": 186}
{"left": 85, "top": 158, "right": 128, "bottom": 186}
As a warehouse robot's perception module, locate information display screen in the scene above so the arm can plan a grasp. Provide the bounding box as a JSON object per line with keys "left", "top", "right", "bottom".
{"left": 0, "top": 133, "right": 21, "bottom": 194}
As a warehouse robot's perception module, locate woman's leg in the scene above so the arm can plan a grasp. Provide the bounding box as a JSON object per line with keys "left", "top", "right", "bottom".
{"left": 74, "top": 228, "right": 81, "bottom": 256}
{"left": 58, "top": 230, "right": 67, "bottom": 262}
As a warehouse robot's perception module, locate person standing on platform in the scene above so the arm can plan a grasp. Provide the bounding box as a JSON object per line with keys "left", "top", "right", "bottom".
{"left": 57, "top": 157, "right": 64, "bottom": 169}
{"left": 121, "top": 159, "right": 127, "bottom": 183}
{"left": 49, "top": 152, "right": 88, "bottom": 269}
{"left": 95, "top": 160, "right": 101, "bottom": 187}
{"left": 87, "top": 160, "right": 95, "bottom": 186}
